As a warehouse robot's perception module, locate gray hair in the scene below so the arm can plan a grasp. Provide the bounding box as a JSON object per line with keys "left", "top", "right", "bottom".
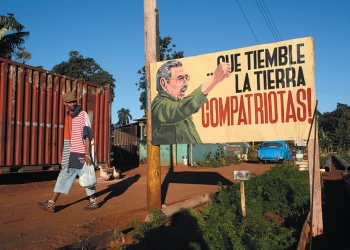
{"left": 155, "top": 60, "right": 183, "bottom": 91}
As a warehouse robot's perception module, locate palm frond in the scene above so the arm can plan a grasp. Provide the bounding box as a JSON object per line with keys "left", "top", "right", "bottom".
{"left": 0, "top": 15, "right": 24, "bottom": 32}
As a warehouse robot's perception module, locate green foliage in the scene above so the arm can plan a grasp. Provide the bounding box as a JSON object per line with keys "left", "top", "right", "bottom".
{"left": 196, "top": 145, "right": 242, "bottom": 168}
{"left": 246, "top": 164, "right": 309, "bottom": 218}
{"left": 88, "top": 70, "right": 115, "bottom": 87}
{"left": 14, "top": 46, "right": 31, "bottom": 63}
{"left": 52, "top": 51, "right": 116, "bottom": 100}
{"left": 126, "top": 165, "right": 309, "bottom": 249}
{"left": 116, "top": 108, "right": 132, "bottom": 126}
{"left": 319, "top": 155, "right": 328, "bottom": 167}
{"left": 135, "top": 36, "right": 184, "bottom": 117}
{"left": 127, "top": 208, "right": 209, "bottom": 250}
{"left": 196, "top": 164, "right": 309, "bottom": 249}
{"left": 128, "top": 206, "right": 168, "bottom": 244}
{"left": 0, "top": 14, "right": 30, "bottom": 60}
{"left": 158, "top": 36, "right": 184, "bottom": 61}
{"left": 247, "top": 143, "right": 258, "bottom": 160}
{"left": 319, "top": 103, "right": 350, "bottom": 153}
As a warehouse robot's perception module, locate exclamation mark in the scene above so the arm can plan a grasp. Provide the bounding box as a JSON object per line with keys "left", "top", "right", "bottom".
{"left": 307, "top": 88, "right": 312, "bottom": 124}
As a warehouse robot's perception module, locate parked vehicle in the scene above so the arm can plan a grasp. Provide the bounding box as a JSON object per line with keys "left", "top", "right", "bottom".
{"left": 257, "top": 140, "right": 292, "bottom": 163}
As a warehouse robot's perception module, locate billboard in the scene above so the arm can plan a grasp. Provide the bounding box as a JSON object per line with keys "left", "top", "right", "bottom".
{"left": 150, "top": 37, "right": 315, "bottom": 145}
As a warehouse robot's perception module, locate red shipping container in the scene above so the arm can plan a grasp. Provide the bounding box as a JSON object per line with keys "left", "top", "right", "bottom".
{"left": 0, "top": 58, "right": 111, "bottom": 173}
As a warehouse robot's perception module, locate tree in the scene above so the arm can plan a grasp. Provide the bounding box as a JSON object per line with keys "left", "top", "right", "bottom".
{"left": 0, "top": 14, "right": 30, "bottom": 60}
{"left": 135, "top": 36, "right": 184, "bottom": 117}
{"left": 319, "top": 129, "right": 333, "bottom": 154}
{"left": 319, "top": 103, "right": 350, "bottom": 153}
{"left": 14, "top": 46, "right": 32, "bottom": 63}
{"left": 117, "top": 108, "right": 132, "bottom": 126}
{"left": 52, "top": 51, "right": 116, "bottom": 99}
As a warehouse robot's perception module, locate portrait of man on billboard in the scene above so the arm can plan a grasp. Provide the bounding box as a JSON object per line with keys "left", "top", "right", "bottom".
{"left": 151, "top": 59, "right": 231, "bottom": 145}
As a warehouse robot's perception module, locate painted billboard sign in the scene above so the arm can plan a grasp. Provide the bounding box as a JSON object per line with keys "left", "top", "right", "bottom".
{"left": 150, "top": 37, "right": 315, "bottom": 145}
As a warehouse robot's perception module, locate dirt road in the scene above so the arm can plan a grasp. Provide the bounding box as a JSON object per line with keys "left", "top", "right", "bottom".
{"left": 0, "top": 162, "right": 272, "bottom": 250}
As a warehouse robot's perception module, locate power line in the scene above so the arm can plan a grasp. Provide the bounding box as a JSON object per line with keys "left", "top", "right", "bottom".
{"left": 260, "top": 0, "right": 282, "bottom": 41}
{"left": 255, "top": 0, "right": 282, "bottom": 42}
{"left": 317, "top": 86, "right": 349, "bottom": 93}
{"left": 255, "top": 0, "right": 277, "bottom": 41}
{"left": 236, "top": 0, "right": 259, "bottom": 44}
{"left": 317, "top": 87, "right": 350, "bottom": 97}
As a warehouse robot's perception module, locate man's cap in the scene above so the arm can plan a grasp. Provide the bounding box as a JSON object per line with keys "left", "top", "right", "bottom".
{"left": 63, "top": 92, "right": 77, "bottom": 102}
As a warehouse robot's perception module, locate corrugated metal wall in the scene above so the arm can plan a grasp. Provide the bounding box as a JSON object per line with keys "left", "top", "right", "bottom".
{"left": 113, "top": 124, "right": 139, "bottom": 146}
{"left": 0, "top": 58, "right": 111, "bottom": 170}
{"left": 112, "top": 124, "right": 140, "bottom": 167}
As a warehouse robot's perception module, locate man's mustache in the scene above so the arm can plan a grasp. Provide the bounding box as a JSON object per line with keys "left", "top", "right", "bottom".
{"left": 180, "top": 86, "right": 187, "bottom": 92}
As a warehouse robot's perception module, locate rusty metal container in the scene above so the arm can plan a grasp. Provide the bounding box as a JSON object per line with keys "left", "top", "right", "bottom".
{"left": 0, "top": 58, "right": 111, "bottom": 173}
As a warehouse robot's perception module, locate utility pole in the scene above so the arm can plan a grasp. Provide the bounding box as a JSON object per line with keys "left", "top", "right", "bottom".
{"left": 144, "top": 0, "right": 161, "bottom": 209}
{"left": 308, "top": 115, "right": 323, "bottom": 238}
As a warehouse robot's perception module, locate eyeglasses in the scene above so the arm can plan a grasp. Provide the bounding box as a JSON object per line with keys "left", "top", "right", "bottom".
{"left": 175, "top": 74, "right": 190, "bottom": 84}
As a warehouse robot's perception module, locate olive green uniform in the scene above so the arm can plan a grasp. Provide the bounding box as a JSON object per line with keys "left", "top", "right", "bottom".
{"left": 151, "top": 86, "right": 207, "bottom": 145}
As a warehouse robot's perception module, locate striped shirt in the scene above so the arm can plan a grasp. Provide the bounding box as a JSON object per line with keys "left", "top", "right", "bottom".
{"left": 61, "top": 105, "right": 94, "bottom": 169}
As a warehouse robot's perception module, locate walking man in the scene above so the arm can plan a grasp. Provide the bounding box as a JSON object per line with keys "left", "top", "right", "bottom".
{"left": 38, "top": 91, "right": 99, "bottom": 212}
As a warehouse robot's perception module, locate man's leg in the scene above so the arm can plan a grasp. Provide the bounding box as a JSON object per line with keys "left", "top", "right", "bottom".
{"left": 78, "top": 167, "right": 99, "bottom": 210}
{"left": 83, "top": 188, "right": 99, "bottom": 210}
{"left": 50, "top": 192, "right": 60, "bottom": 202}
{"left": 37, "top": 191, "right": 60, "bottom": 212}
{"left": 84, "top": 197, "right": 99, "bottom": 210}
{"left": 38, "top": 168, "right": 77, "bottom": 213}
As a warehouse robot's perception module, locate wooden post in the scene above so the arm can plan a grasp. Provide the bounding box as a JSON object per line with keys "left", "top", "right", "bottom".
{"left": 234, "top": 170, "right": 250, "bottom": 217}
{"left": 188, "top": 143, "right": 193, "bottom": 166}
{"left": 240, "top": 180, "right": 246, "bottom": 217}
{"left": 144, "top": 0, "right": 161, "bottom": 209}
{"left": 307, "top": 115, "right": 323, "bottom": 237}
{"left": 172, "top": 144, "right": 177, "bottom": 167}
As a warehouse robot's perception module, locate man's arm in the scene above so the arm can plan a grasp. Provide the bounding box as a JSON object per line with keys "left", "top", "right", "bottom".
{"left": 201, "top": 63, "right": 231, "bottom": 95}
{"left": 85, "top": 137, "right": 92, "bottom": 166}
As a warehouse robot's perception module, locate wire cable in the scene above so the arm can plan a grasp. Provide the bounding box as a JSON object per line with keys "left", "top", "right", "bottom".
{"left": 259, "top": 0, "right": 282, "bottom": 41}
{"left": 253, "top": 0, "right": 282, "bottom": 42}
{"left": 236, "top": 0, "right": 259, "bottom": 44}
{"left": 255, "top": 0, "right": 278, "bottom": 41}
{"left": 316, "top": 87, "right": 350, "bottom": 97}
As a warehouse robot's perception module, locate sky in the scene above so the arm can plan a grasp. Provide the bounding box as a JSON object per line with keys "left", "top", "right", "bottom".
{"left": 2, "top": 0, "right": 350, "bottom": 124}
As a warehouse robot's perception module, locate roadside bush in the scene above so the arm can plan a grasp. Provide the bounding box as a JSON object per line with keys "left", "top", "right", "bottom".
{"left": 194, "top": 164, "right": 309, "bottom": 249}
{"left": 246, "top": 164, "right": 310, "bottom": 218}
{"left": 247, "top": 144, "right": 258, "bottom": 160}
{"left": 128, "top": 206, "right": 168, "bottom": 244}
{"left": 127, "top": 164, "right": 309, "bottom": 250}
{"left": 196, "top": 145, "right": 242, "bottom": 168}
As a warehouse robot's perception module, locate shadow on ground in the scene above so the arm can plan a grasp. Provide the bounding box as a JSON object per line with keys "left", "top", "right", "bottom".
{"left": 0, "top": 171, "right": 60, "bottom": 184}
{"left": 161, "top": 165, "right": 233, "bottom": 204}
{"left": 312, "top": 167, "right": 350, "bottom": 250}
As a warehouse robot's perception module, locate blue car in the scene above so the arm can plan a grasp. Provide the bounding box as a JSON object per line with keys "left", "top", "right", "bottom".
{"left": 257, "top": 140, "right": 293, "bottom": 163}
